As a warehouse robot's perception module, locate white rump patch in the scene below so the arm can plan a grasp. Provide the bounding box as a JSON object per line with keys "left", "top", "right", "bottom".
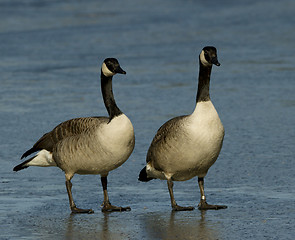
{"left": 146, "top": 163, "right": 167, "bottom": 180}
{"left": 102, "top": 62, "right": 115, "bottom": 77}
{"left": 27, "top": 150, "right": 56, "bottom": 167}
{"left": 200, "top": 50, "right": 211, "bottom": 66}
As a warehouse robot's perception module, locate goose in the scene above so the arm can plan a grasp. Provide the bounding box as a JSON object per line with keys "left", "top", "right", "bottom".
{"left": 13, "top": 58, "right": 135, "bottom": 214}
{"left": 139, "top": 46, "right": 227, "bottom": 211}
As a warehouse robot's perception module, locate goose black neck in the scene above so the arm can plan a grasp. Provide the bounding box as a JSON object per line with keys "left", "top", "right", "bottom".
{"left": 196, "top": 61, "right": 212, "bottom": 102}
{"left": 101, "top": 72, "right": 122, "bottom": 120}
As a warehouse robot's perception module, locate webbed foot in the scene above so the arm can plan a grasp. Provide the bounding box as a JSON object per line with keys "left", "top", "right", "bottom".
{"left": 172, "top": 205, "right": 195, "bottom": 211}
{"left": 198, "top": 200, "right": 227, "bottom": 210}
{"left": 102, "top": 202, "right": 131, "bottom": 212}
{"left": 71, "top": 206, "right": 94, "bottom": 214}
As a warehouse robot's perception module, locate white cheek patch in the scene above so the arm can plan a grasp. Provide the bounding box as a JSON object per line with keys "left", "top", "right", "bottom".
{"left": 102, "top": 62, "right": 115, "bottom": 77}
{"left": 200, "top": 50, "right": 211, "bottom": 66}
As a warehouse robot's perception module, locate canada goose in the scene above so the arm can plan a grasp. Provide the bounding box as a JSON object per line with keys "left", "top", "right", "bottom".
{"left": 14, "top": 58, "right": 135, "bottom": 213}
{"left": 139, "top": 46, "right": 227, "bottom": 211}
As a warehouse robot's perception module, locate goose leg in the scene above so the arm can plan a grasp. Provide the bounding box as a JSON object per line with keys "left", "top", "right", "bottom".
{"left": 101, "top": 176, "right": 131, "bottom": 212}
{"left": 167, "top": 178, "right": 194, "bottom": 211}
{"left": 197, "top": 177, "right": 227, "bottom": 210}
{"left": 65, "top": 179, "right": 94, "bottom": 214}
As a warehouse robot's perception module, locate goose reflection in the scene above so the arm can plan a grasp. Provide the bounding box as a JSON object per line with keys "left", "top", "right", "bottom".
{"left": 141, "top": 210, "right": 220, "bottom": 240}
{"left": 65, "top": 213, "right": 113, "bottom": 240}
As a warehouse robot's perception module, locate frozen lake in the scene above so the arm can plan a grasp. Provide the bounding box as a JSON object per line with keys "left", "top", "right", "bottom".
{"left": 1, "top": 0, "right": 294, "bottom": 239}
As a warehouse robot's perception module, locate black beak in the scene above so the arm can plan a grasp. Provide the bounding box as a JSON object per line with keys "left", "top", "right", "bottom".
{"left": 211, "top": 57, "right": 220, "bottom": 66}
{"left": 115, "top": 66, "right": 126, "bottom": 74}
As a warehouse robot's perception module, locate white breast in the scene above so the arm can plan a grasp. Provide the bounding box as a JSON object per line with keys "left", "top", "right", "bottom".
{"left": 190, "top": 102, "right": 223, "bottom": 159}
{"left": 92, "top": 114, "right": 135, "bottom": 172}
{"left": 174, "top": 101, "right": 224, "bottom": 179}
{"left": 189, "top": 101, "right": 224, "bottom": 135}
{"left": 98, "top": 114, "right": 134, "bottom": 147}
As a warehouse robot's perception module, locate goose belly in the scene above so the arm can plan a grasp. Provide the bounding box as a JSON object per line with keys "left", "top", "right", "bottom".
{"left": 150, "top": 132, "right": 223, "bottom": 181}
{"left": 174, "top": 131, "right": 224, "bottom": 180}
{"left": 54, "top": 115, "right": 135, "bottom": 175}
{"left": 150, "top": 104, "right": 224, "bottom": 181}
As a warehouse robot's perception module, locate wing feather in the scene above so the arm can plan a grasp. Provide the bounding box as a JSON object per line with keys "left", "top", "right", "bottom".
{"left": 146, "top": 115, "right": 187, "bottom": 164}
{"left": 21, "top": 117, "right": 108, "bottom": 159}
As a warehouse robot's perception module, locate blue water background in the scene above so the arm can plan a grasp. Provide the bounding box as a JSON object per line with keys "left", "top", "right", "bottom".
{"left": 0, "top": 0, "right": 294, "bottom": 239}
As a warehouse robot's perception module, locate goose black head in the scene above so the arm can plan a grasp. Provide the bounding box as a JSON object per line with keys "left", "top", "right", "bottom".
{"left": 199, "top": 46, "right": 220, "bottom": 67}
{"left": 101, "top": 58, "right": 126, "bottom": 77}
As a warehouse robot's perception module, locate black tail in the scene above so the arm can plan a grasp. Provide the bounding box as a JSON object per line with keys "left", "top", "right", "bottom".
{"left": 138, "top": 166, "right": 153, "bottom": 182}
{"left": 21, "top": 147, "right": 36, "bottom": 159}
{"left": 13, "top": 157, "right": 33, "bottom": 172}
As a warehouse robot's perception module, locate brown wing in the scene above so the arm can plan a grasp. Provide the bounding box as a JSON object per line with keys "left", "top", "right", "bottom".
{"left": 21, "top": 117, "right": 108, "bottom": 159}
{"left": 146, "top": 115, "right": 187, "bottom": 164}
